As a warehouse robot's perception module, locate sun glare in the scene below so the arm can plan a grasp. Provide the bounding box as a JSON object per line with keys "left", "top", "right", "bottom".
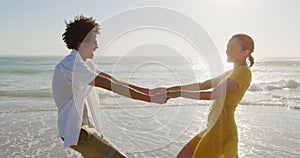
{"left": 210, "top": 0, "right": 250, "bottom": 8}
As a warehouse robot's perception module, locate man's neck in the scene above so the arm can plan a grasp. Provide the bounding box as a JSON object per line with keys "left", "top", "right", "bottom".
{"left": 76, "top": 50, "right": 87, "bottom": 61}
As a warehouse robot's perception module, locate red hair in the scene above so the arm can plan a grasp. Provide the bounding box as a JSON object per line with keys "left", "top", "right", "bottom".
{"left": 232, "top": 34, "right": 255, "bottom": 67}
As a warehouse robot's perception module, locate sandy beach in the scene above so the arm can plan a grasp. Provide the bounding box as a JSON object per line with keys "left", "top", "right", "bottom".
{"left": 0, "top": 105, "right": 299, "bottom": 158}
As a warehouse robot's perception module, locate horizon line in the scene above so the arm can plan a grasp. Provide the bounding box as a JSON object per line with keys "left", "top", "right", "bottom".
{"left": 0, "top": 54, "right": 300, "bottom": 59}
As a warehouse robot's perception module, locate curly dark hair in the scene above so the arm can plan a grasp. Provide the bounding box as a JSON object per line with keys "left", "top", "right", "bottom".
{"left": 62, "top": 15, "right": 100, "bottom": 50}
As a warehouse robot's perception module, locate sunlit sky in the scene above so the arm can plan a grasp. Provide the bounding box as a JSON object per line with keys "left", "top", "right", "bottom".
{"left": 0, "top": 0, "right": 299, "bottom": 58}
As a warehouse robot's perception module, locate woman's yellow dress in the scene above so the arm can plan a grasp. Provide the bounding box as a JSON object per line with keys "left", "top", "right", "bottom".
{"left": 186, "top": 66, "right": 252, "bottom": 158}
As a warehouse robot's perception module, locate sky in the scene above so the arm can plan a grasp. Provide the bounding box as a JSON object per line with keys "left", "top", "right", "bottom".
{"left": 0, "top": 0, "right": 299, "bottom": 58}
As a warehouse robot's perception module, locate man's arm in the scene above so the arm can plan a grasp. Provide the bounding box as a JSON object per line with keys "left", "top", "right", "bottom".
{"left": 89, "top": 75, "right": 166, "bottom": 104}
{"left": 99, "top": 72, "right": 165, "bottom": 95}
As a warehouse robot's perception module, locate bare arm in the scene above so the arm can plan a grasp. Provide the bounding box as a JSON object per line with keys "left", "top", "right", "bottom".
{"left": 90, "top": 75, "right": 166, "bottom": 104}
{"left": 99, "top": 72, "right": 152, "bottom": 94}
{"left": 168, "top": 79, "right": 213, "bottom": 91}
{"left": 168, "top": 78, "right": 239, "bottom": 100}
{"left": 167, "top": 75, "right": 225, "bottom": 91}
{"left": 167, "top": 71, "right": 229, "bottom": 91}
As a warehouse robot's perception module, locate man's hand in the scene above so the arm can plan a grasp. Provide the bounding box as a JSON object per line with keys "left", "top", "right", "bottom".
{"left": 149, "top": 87, "right": 167, "bottom": 95}
{"left": 150, "top": 91, "right": 167, "bottom": 104}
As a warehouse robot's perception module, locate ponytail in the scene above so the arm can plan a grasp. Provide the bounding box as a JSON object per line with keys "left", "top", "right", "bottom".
{"left": 248, "top": 54, "right": 254, "bottom": 67}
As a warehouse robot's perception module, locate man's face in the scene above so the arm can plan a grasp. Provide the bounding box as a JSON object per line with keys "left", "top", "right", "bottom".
{"left": 78, "top": 34, "right": 98, "bottom": 60}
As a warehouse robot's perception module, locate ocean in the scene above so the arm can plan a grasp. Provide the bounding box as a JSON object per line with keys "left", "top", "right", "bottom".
{"left": 0, "top": 55, "right": 299, "bottom": 157}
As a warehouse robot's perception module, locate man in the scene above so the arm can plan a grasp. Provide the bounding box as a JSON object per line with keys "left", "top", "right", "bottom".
{"left": 52, "top": 15, "right": 166, "bottom": 158}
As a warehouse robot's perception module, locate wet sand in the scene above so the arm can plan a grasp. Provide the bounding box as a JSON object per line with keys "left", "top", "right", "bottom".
{"left": 0, "top": 106, "right": 299, "bottom": 158}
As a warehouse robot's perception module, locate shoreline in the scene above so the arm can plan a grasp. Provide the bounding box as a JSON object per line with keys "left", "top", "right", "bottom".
{"left": 1, "top": 102, "right": 299, "bottom": 114}
{"left": 0, "top": 106, "right": 299, "bottom": 157}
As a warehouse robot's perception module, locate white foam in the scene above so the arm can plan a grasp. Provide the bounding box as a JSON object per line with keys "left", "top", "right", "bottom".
{"left": 287, "top": 102, "right": 300, "bottom": 110}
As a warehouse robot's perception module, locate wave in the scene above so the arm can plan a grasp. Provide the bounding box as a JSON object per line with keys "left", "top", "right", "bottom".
{"left": 286, "top": 103, "right": 300, "bottom": 110}
{"left": 0, "top": 108, "right": 57, "bottom": 113}
{"left": 0, "top": 89, "right": 52, "bottom": 98}
{"left": 240, "top": 101, "right": 286, "bottom": 107}
{"left": 240, "top": 100, "right": 300, "bottom": 110}
{"left": 256, "top": 59, "right": 300, "bottom": 67}
{"left": 0, "top": 68, "right": 53, "bottom": 75}
{"left": 0, "top": 88, "right": 124, "bottom": 98}
{"left": 248, "top": 80, "right": 300, "bottom": 91}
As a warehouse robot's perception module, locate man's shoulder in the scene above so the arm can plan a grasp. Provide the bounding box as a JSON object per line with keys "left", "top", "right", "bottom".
{"left": 55, "top": 51, "right": 76, "bottom": 70}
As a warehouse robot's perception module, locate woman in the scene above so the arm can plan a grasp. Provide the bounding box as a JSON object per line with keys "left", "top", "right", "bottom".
{"left": 168, "top": 34, "right": 254, "bottom": 157}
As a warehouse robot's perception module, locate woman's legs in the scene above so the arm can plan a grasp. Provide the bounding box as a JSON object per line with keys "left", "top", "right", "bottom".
{"left": 177, "top": 129, "right": 207, "bottom": 158}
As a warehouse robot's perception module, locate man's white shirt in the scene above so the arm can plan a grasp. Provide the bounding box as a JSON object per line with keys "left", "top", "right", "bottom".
{"left": 52, "top": 50, "right": 102, "bottom": 147}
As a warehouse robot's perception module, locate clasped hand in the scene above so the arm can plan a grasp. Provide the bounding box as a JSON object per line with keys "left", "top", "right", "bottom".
{"left": 149, "top": 86, "right": 181, "bottom": 104}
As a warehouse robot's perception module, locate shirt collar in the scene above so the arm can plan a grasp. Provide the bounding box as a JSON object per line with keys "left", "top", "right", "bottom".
{"left": 70, "top": 49, "right": 86, "bottom": 63}
{"left": 70, "top": 49, "right": 78, "bottom": 56}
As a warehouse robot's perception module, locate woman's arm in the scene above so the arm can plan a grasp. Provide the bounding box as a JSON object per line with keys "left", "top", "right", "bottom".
{"left": 90, "top": 75, "right": 166, "bottom": 104}
{"left": 167, "top": 71, "right": 229, "bottom": 91}
{"left": 167, "top": 90, "right": 212, "bottom": 100}
{"left": 168, "top": 78, "right": 239, "bottom": 100}
{"left": 167, "top": 76, "right": 223, "bottom": 91}
{"left": 167, "top": 80, "right": 211, "bottom": 91}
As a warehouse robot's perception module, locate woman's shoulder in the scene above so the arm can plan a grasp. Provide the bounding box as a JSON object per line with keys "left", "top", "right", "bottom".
{"left": 233, "top": 65, "right": 251, "bottom": 74}
{"left": 231, "top": 66, "right": 252, "bottom": 86}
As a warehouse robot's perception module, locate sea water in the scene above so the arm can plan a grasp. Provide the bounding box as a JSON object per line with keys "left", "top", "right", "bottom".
{"left": 0, "top": 55, "right": 299, "bottom": 157}
{"left": 0, "top": 56, "right": 299, "bottom": 111}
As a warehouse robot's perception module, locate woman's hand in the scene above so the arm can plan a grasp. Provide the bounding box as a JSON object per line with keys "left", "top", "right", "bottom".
{"left": 167, "top": 91, "right": 181, "bottom": 99}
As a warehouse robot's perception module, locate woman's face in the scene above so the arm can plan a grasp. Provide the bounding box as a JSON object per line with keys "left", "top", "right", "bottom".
{"left": 226, "top": 37, "right": 248, "bottom": 63}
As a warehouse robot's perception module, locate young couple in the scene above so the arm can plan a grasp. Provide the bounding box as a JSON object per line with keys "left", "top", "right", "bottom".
{"left": 52, "top": 15, "right": 254, "bottom": 158}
